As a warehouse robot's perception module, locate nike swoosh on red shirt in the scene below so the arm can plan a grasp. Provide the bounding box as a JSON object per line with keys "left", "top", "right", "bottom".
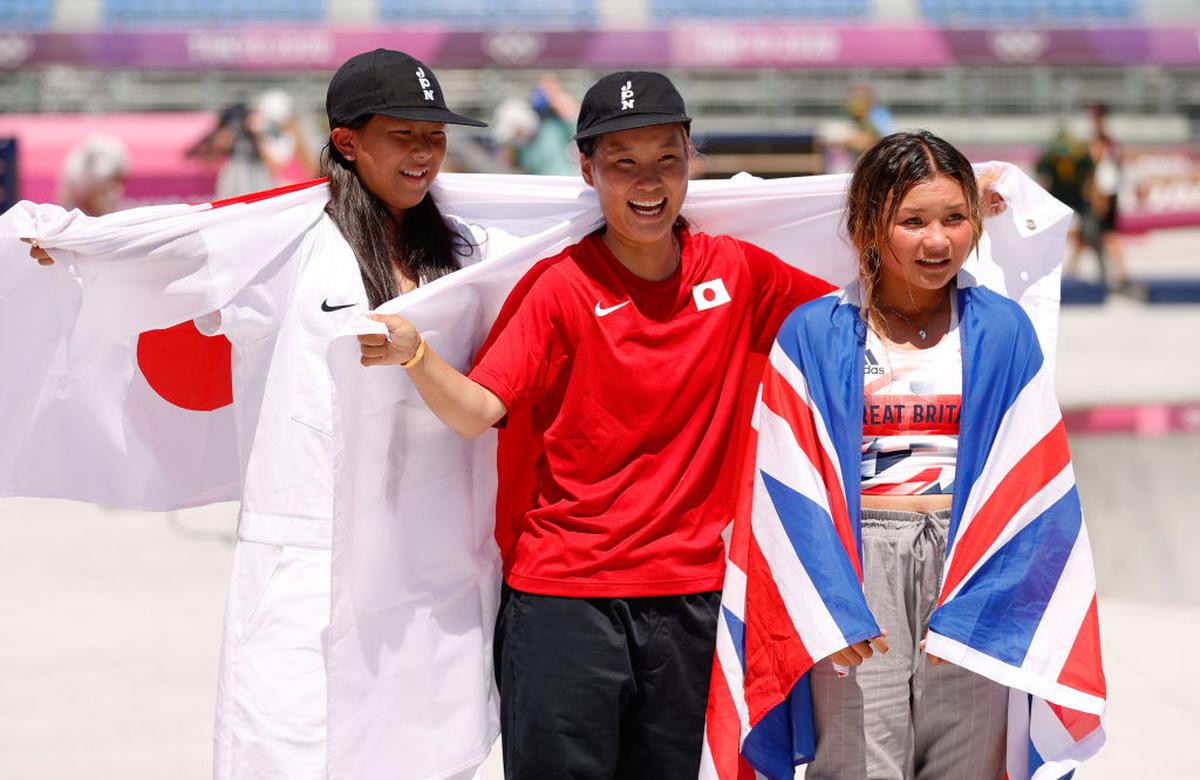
{"left": 594, "top": 300, "right": 632, "bottom": 317}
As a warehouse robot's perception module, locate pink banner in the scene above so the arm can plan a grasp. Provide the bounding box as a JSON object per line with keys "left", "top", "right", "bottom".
{"left": 1118, "top": 147, "right": 1200, "bottom": 233}
{"left": 1148, "top": 26, "right": 1200, "bottom": 65}
{"left": 669, "top": 23, "right": 950, "bottom": 68}
{"left": 3, "top": 24, "right": 1197, "bottom": 71}
{"left": 1063, "top": 403, "right": 1200, "bottom": 436}
{"left": 0, "top": 113, "right": 217, "bottom": 205}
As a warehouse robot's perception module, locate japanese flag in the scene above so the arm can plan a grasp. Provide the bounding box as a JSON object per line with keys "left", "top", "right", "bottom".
{"left": 693, "top": 278, "right": 731, "bottom": 311}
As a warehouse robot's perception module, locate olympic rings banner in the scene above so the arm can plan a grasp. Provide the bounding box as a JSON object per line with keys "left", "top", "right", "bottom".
{"left": 0, "top": 24, "right": 1198, "bottom": 71}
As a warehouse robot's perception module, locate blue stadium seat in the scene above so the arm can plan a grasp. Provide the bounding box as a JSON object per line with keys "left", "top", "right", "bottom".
{"left": 378, "top": 0, "right": 597, "bottom": 25}
{"left": 649, "top": 0, "right": 870, "bottom": 20}
{"left": 919, "top": 0, "right": 1141, "bottom": 23}
{"left": 104, "top": 0, "right": 326, "bottom": 25}
{"left": 0, "top": 0, "right": 54, "bottom": 29}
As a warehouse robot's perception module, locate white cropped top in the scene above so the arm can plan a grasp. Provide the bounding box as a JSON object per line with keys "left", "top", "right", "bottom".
{"left": 861, "top": 298, "right": 962, "bottom": 496}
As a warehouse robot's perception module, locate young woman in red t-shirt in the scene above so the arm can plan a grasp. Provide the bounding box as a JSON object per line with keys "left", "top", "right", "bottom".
{"left": 359, "top": 71, "right": 834, "bottom": 777}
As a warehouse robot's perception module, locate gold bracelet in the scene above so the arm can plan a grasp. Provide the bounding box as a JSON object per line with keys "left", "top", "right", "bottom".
{"left": 400, "top": 337, "right": 427, "bottom": 369}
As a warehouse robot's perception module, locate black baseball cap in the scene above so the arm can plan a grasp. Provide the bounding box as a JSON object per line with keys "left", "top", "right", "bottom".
{"left": 326, "top": 49, "right": 487, "bottom": 129}
{"left": 574, "top": 71, "right": 691, "bottom": 141}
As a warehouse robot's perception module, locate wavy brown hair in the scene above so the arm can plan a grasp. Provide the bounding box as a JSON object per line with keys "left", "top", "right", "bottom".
{"left": 321, "top": 116, "right": 472, "bottom": 308}
{"left": 845, "top": 130, "right": 982, "bottom": 330}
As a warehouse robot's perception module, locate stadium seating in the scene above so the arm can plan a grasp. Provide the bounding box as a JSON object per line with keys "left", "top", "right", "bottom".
{"left": 918, "top": 0, "right": 1141, "bottom": 24}
{"left": 378, "top": 0, "right": 597, "bottom": 25}
{"left": 104, "top": 0, "right": 326, "bottom": 25}
{"left": 0, "top": 0, "right": 54, "bottom": 29}
{"left": 4, "top": 0, "right": 1150, "bottom": 28}
{"left": 650, "top": 0, "right": 871, "bottom": 20}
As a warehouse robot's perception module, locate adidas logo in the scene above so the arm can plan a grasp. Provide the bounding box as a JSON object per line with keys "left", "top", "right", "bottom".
{"left": 865, "top": 348, "right": 885, "bottom": 375}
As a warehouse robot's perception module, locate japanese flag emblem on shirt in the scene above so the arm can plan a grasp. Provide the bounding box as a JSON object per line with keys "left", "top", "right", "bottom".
{"left": 693, "top": 278, "right": 731, "bottom": 311}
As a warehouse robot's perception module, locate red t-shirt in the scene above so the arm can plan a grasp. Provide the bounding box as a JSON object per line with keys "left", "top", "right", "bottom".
{"left": 469, "top": 230, "right": 833, "bottom": 597}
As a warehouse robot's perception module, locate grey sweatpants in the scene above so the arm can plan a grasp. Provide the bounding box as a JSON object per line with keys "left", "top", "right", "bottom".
{"left": 806, "top": 509, "right": 1008, "bottom": 780}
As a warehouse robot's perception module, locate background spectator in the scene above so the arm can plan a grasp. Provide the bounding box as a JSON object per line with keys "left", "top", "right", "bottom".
{"left": 56, "top": 134, "right": 128, "bottom": 215}
{"left": 492, "top": 74, "right": 578, "bottom": 176}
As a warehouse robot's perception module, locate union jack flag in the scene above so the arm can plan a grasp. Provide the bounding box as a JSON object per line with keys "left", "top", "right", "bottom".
{"left": 702, "top": 284, "right": 1106, "bottom": 779}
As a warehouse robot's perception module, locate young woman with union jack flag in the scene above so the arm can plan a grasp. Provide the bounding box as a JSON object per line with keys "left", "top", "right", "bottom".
{"left": 808, "top": 131, "right": 1012, "bottom": 778}
{"left": 709, "top": 132, "right": 1106, "bottom": 780}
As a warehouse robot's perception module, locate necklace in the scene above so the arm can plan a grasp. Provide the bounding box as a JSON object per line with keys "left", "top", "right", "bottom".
{"left": 876, "top": 296, "right": 950, "bottom": 342}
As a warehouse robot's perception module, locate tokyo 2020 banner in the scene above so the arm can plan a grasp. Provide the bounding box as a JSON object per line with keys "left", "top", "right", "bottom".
{"left": 0, "top": 24, "right": 1197, "bottom": 71}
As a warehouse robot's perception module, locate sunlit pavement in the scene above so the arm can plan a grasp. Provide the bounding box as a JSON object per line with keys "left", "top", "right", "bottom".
{"left": 2, "top": 498, "right": 1193, "bottom": 779}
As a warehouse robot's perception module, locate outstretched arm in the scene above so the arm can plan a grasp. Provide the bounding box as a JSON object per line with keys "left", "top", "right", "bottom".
{"left": 539, "top": 74, "right": 579, "bottom": 123}
{"left": 9, "top": 185, "right": 328, "bottom": 343}
{"left": 359, "top": 314, "right": 507, "bottom": 439}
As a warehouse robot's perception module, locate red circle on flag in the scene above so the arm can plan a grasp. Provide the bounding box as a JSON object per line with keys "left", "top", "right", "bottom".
{"left": 703, "top": 287, "right": 716, "bottom": 302}
{"left": 136, "top": 321, "right": 234, "bottom": 411}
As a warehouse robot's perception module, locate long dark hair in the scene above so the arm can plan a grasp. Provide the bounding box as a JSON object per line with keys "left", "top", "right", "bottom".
{"left": 322, "top": 116, "right": 472, "bottom": 308}
{"left": 845, "top": 130, "right": 982, "bottom": 329}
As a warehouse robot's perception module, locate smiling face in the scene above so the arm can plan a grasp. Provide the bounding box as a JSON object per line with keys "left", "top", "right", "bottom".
{"left": 330, "top": 114, "right": 447, "bottom": 218}
{"left": 877, "top": 174, "right": 976, "bottom": 301}
{"left": 580, "top": 123, "right": 690, "bottom": 259}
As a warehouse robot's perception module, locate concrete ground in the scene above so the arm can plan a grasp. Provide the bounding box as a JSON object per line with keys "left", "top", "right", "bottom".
{"left": 2, "top": 228, "right": 1198, "bottom": 778}
{"left": 1, "top": 498, "right": 1195, "bottom": 779}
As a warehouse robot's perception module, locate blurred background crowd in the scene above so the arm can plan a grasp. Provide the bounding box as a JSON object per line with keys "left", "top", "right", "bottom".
{"left": 1, "top": 1, "right": 1198, "bottom": 777}
{"left": 2, "top": 1, "right": 1199, "bottom": 296}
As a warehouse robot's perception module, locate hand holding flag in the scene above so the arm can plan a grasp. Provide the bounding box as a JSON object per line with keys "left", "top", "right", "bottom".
{"left": 828, "top": 627, "right": 889, "bottom": 667}
{"left": 358, "top": 313, "right": 422, "bottom": 367}
{"left": 22, "top": 238, "right": 54, "bottom": 265}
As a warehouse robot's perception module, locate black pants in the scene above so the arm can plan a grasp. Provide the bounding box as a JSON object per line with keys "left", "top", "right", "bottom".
{"left": 495, "top": 586, "right": 721, "bottom": 779}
